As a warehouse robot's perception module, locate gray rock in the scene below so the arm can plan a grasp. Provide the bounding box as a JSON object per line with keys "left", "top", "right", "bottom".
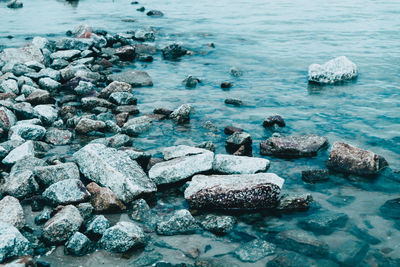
{"left": 108, "top": 71, "right": 153, "bottom": 87}
{"left": 11, "top": 63, "right": 34, "bottom": 77}
{"left": 100, "top": 221, "right": 146, "bottom": 253}
{"left": 74, "top": 81, "right": 95, "bottom": 95}
{"left": 43, "top": 205, "right": 84, "bottom": 243}
{"left": 44, "top": 128, "right": 73, "bottom": 145}
{"left": 2, "top": 141, "right": 35, "bottom": 165}
{"left": 308, "top": 56, "right": 358, "bottom": 84}
{"left": 38, "top": 77, "right": 61, "bottom": 92}
{"left": 121, "top": 116, "right": 152, "bottom": 136}
{"left": 183, "top": 75, "right": 199, "bottom": 88}
{"left": 162, "top": 145, "right": 208, "bottom": 160}
{"left": 85, "top": 215, "right": 110, "bottom": 239}
{"left": 162, "top": 44, "right": 187, "bottom": 60}
{"left": 32, "top": 36, "right": 52, "bottom": 50}
{"left": 34, "top": 208, "right": 52, "bottom": 225}
{"left": 74, "top": 144, "right": 156, "bottom": 203}
{"left": 156, "top": 209, "right": 200, "bottom": 235}
{"left": 34, "top": 162, "right": 79, "bottom": 187}
{"left": 260, "top": 134, "right": 328, "bottom": 158}
{"left": 51, "top": 58, "right": 69, "bottom": 70}
{"left": 326, "top": 142, "right": 388, "bottom": 176}
{"left": 0, "top": 46, "right": 44, "bottom": 65}
{"left": 64, "top": 232, "right": 93, "bottom": 256}
{"left": 99, "top": 81, "right": 132, "bottom": 99}
{"left": 233, "top": 239, "right": 275, "bottom": 263}
{"left": 200, "top": 214, "right": 236, "bottom": 234}
{"left": 0, "top": 196, "right": 25, "bottom": 229}
{"left": 25, "top": 61, "right": 44, "bottom": 72}
{"left": 6, "top": 0, "right": 23, "bottom": 9}
{"left": 75, "top": 118, "right": 106, "bottom": 134}
{"left": 76, "top": 202, "right": 93, "bottom": 221}
{"left": 134, "top": 29, "right": 155, "bottom": 42}
{"left": 0, "top": 222, "right": 32, "bottom": 263}
{"left": 2, "top": 169, "right": 38, "bottom": 199}
{"left": 130, "top": 199, "right": 155, "bottom": 227}
{"left": 9, "top": 124, "right": 46, "bottom": 140}
{"left": 56, "top": 37, "right": 94, "bottom": 51}
{"left": 184, "top": 173, "right": 284, "bottom": 210}
{"left": 0, "top": 107, "right": 17, "bottom": 131}
{"left": 81, "top": 97, "right": 114, "bottom": 110}
{"left": 37, "top": 68, "right": 61, "bottom": 81}
{"left": 108, "top": 92, "right": 137, "bottom": 105}
{"left": 169, "top": 104, "right": 192, "bottom": 123}
{"left": 12, "top": 102, "right": 36, "bottom": 119}
{"left": 0, "top": 79, "right": 19, "bottom": 94}
{"left": 301, "top": 169, "right": 329, "bottom": 183}
{"left": 42, "top": 179, "right": 91, "bottom": 205}
{"left": 33, "top": 105, "right": 58, "bottom": 125}
{"left": 212, "top": 154, "right": 270, "bottom": 174}
{"left": 26, "top": 89, "right": 54, "bottom": 105}
{"left": 298, "top": 210, "right": 348, "bottom": 235}
{"left": 379, "top": 198, "right": 400, "bottom": 221}
{"left": 277, "top": 194, "right": 313, "bottom": 212}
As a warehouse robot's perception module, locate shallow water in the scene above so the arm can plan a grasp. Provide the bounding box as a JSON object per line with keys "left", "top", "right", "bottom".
{"left": 1, "top": 0, "right": 400, "bottom": 266}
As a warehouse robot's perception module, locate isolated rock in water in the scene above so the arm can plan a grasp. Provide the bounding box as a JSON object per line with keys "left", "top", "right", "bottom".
{"left": 74, "top": 144, "right": 156, "bottom": 203}
{"left": 225, "top": 98, "right": 243, "bottom": 106}
{"left": 0, "top": 222, "right": 32, "bottom": 263}
{"left": 184, "top": 173, "right": 284, "bottom": 210}
{"left": 0, "top": 196, "right": 25, "bottom": 229}
{"left": 42, "top": 179, "right": 91, "bottom": 205}
{"left": 85, "top": 215, "right": 110, "bottom": 239}
{"left": 326, "top": 142, "right": 388, "bottom": 176}
{"left": 260, "top": 134, "right": 328, "bottom": 158}
{"left": 301, "top": 169, "right": 329, "bottom": 183}
{"left": 86, "top": 182, "right": 126, "bottom": 212}
{"left": 99, "top": 81, "right": 132, "bottom": 99}
{"left": 213, "top": 154, "right": 270, "bottom": 174}
{"left": 162, "top": 44, "right": 187, "bottom": 60}
{"left": 43, "top": 205, "right": 83, "bottom": 243}
{"left": 0, "top": 107, "right": 17, "bottom": 131}
{"left": 308, "top": 56, "right": 358, "bottom": 84}
{"left": 121, "top": 116, "right": 152, "bottom": 136}
{"left": 100, "top": 221, "right": 146, "bottom": 253}
{"left": 169, "top": 104, "right": 193, "bottom": 123}
{"left": 108, "top": 71, "right": 153, "bottom": 87}
{"left": 200, "top": 214, "right": 236, "bottom": 234}
{"left": 276, "top": 194, "right": 313, "bottom": 212}
{"left": 64, "top": 232, "right": 93, "bottom": 256}
{"left": 156, "top": 209, "right": 200, "bottom": 235}
{"left": 2, "top": 141, "right": 34, "bottom": 165}
{"left": 147, "top": 10, "right": 164, "bottom": 17}
{"left": 45, "top": 128, "right": 73, "bottom": 145}
{"left": 298, "top": 210, "right": 348, "bottom": 235}
{"left": 9, "top": 124, "right": 46, "bottom": 140}
{"left": 6, "top": 0, "right": 23, "bottom": 9}
{"left": 34, "top": 162, "right": 79, "bottom": 187}
{"left": 0, "top": 46, "right": 44, "bottom": 64}
{"left": 149, "top": 149, "right": 214, "bottom": 185}
{"left": 233, "top": 239, "right": 275, "bottom": 263}
{"left": 162, "top": 145, "right": 208, "bottom": 160}
{"left": 263, "top": 115, "right": 285, "bottom": 128}
{"left": 183, "top": 75, "right": 199, "bottom": 88}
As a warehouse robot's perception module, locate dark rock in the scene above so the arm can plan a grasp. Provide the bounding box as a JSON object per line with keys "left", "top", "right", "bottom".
{"left": 349, "top": 225, "right": 380, "bottom": 245}
{"left": 220, "top": 82, "right": 232, "bottom": 89}
{"left": 113, "top": 105, "right": 139, "bottom": 115}
{"left": 147, "top": 10, "right": 164, "bottom": 17}
{"left": 81, "top": 97, "right": 115, "bottom": 110}
{"left": 85, "top": 215, "right": 110, "bottom": 240}
{"left": 233, "top": 239, "right": 275, "bottom": 262}
{"left": 379, "top": 198, "right": 400, "bottom": 220}
{"left": 137, "top": 6, "right": 145, "bottom": 12}
{"left": 263, "top": 115, "right": 285, "bottom": 128}
{"left": 108, "top": 71, "right": 153, "bottom": 87}
{"left": 115, "top": 112, "right": 129, "bottom": 127}
{"left": 162, "top": 44, "right": 187, "bottom": 60}
{"left": 115, "top": 46, "right": 136, "bottom": 61}
{"left": 6, "top": 0, "right": 23, "bottom": 9}
{"left": 298, "top": 210, "right": 348, "bottom": 235}
{"left": 224, "top": 98, "right": 243, "bottom": 106}
{"left": 42, "top": 179, "right": 91, "bottom": 205}
{"left": 225, "top": 131, "right": 252, "bottom": 156}
{"left": 277, "top": 193, "right": 313, "bottom": 212}
{"left": 0, "top": 107, "right": 17, "bottom": 132}
{"left": 86, "top": 182, "right": 126, "bottom": 212}
{"left": 100, "top": 221, "right": 146, "bottom": 253}
{"left": 34, "top": 208, "right": 51, "bottom": 225}
{"left": 224, "top": 125, "right": 243, "bottom": 135}
{"left": 64, "top": 232, "right": 94, "bottom": 256}
{"left": 169, "top": 104, "right": 193, "bottom": 124}
{"left": 156, "top": 209, "right": 200, "bottom": 235}
{"left": 183, "top": 76, "right": 200, "bottom": 88}
{"left": 301, "top": 169, "right": 329, "bottom": 183}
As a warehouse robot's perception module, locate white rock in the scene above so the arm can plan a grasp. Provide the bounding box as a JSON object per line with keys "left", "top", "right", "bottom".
{"left": 308, "top": 56, "right": 358, "bottom": 84}
{"left": 213, "top": 154, "right": 270, "bottom": 174}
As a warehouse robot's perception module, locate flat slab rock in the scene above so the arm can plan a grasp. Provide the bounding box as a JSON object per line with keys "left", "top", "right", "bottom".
{"left": 108, "top": 71, "right": 153, "bottom": 87}
{"left": 184, "top": 173, "right": 284, "bottom": 210}
{"left": 326, "top": 142, "right": 388, "bottom": 176}
{"left": 213, "top": 154, "right": 270, "bottom": 174}
{"left": 260, "top": 134, "right": 328, "bottom": 158}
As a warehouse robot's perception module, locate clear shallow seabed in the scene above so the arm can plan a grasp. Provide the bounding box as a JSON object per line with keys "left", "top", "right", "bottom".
{"left": 1, "top": 0, "right": 400, "bottom": 266}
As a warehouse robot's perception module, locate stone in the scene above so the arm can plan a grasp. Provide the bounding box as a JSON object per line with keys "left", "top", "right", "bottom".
{"left": 131, "top": 251, "right": 163, "bottom": 267}
{"left": 99, "top": 81, "right": 132, "bottom": 99}
{"left": 276, "top": 194, "right": 313, "bottom": 212}
{"left": 43, "top": 205, "right": 84, "bottom": 244}
{"left": 85, "top": 215, "right": 110, "bottom": 239}
{"left": 298, "top": 210, "right": 348, "bottom": 235}
{"left": 224, "top": 125, "right": 243, "bottom": 135}
{"left": 34, "top": 162, "right": 79, "bottom": 187}
{"left": 114, "top": 46, "right": 136, "bottom": 61}
{"left": 108, "top": 71, "right": 153, "bottom": 87}
{"left": 212, "top": 154, "right": 270, "bottom": 174}
{"left": 56, "top": 38, "right": 93, "bottom": 50}
{"left": 100, "top": 221, "right": 146, "bottom": 253}
{"left": 32, "top": 36, "right": 52, "bottom": 50}
{"left": 9, "top": 124, "right": 46, "bottom": 140}
{"left": 379, "top": 198, "right": 400, "bottom": 220}
{"left": 225, "top": 132, "right": 252, "bottom": 156}
{"left": 73, "top": 144, "right": 156, "bottom": 203}
{"left": 44, "top": 128, "right": 73, "bottom": 145}
{"left": 81, "top": 97, "right": 114, "bottom": 110}
{"left": 184, "top": 173, "right": 284, "bottom": 210}
{"left": 183, "top": 76, "right": 200, "bottom": 88}
{"left": 129, "top": 199, "right": 155, "bottom": 226}
{"left": 162, "top": 44, "right": 187, "bottom": 60}
{"left": 301, "top": 169, "right": 330, "bottom": 183}
{"left": 0, "top": 222, "right": 32, "bottom": 263}
{"left": 263, "top": 115, "right": 285, "bottom": 128}
{"left": 197, "top": 141, "right": 216, "bottom": 152}
{"left": 267, "top": 251, "right": 312, "bottom": 267}
{"left": 11, "top": 63, "right": 34, "bottom": 77}
{"left": 0, "top": 46, "right": 44, "bottom": 65}
{"left": 26, "top": 89, "right": 54, "bottom": 105}
{"left": 64, "top": 232, "right": 93, "bottom": 256}
{"left": 2, "top": 141, "right": 35, "bottom": 165}
{"left": 75, "top": 118, "right": 106, "bottom": 134}
{"left": 37, "top": 68, "right": 61, "bottom": 81}
{"left": 156, "top": 209, "right": 200, "bottom": 235}
{"left": 77, "top": 203, "right": 93, "bottom": 221}
{"left": 109, "top": 92, "right": 137, "bottom": 105}
{"left": 2, "top": 169, "right": 38, "bottom": 199}
{"left": 33, "top": 105, "right": 58, "bottom": 125}
{"left": 326, "top": 195, "right": 355, "bottom": 207}
{"left": 74, "top": 81, "right": 95, "bottom": 95}
{"left": 72, "top": 24, "right": 93, "bottom": 38}
{"left": 326, "top": 142, "right": 388, "bottom": 176}
{"left": 12, "top": 102, "right": 36, "bottom": 119}
{"left": 221, "top": 82, "right": 232, "bottom": 89}
{"left": 0, "top": 80, "right": 19, "bottom": 94}
{"left": 86, "top": 182, "right": 126, "bottom": 212}
{"left": 147, "top": 10, "right": 164, "bottom": 17}
{"left": 200, "top": 214, "right": 236, "bottom": 235}
{"left": 50, "top": 50, "right": 81, "bottom": 61}
{"left": 334, "top": 239, "right": 369, "bottom": 266}
{"left": 0, "top": 107, "right": 17, "bottom": 131}
{"left": 121, "top": 116, "right": 152, "bottom": 136}
{"left": 42, "top": 179, "right": 91, "bottom": 205}
{"left": 308, "top": 56, "right": 358, "bottom": 84}
{"left": 224, "top": 98, "right": 243, "bottom": 106}
{"left": 134, "top": 29, "right": 155, "bottom": 42}
{"left": 34, "top": 208, "right": 51, "bottom": 225}
{"left": 260, "top": 134, "right": 328, "bottom": 158}
{"left": 0, "top": 196, "right": 25, "bottom": 229}
{"left": 162, "top": 145, "right": 208, "bottom": 160}
{"left": 233, "top": 239, "right": 275, "bottom": 263}
{"left": 113, "top": 105, "right": 139, "bottom": 115}
{"left": 169, "top": 104, "right": 193, "bottom": 124}
{"left": 25, "top": 61, "right": 45, "bottom": 71}
{"left": 6, "top": 0, "right": 23, "bottom": 9}
{"left": 229, "top": 67, "right": 242, "bottom": 77}
{"left": 38, "top": 78, "right": 61, "bottom": 92}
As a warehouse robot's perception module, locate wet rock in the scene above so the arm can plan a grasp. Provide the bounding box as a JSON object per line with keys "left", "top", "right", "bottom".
{"left": 33, "top": 105, "right": 58, "bottom": 125}
{"left": 2, "top": 168, "right": 38, "bottom": 199}
{"left": 100, "top": 221, "right": 146, "bottom": 253}
{"left": 308, "top": 56, "right": 358, "bottom": 84}
{"left": 72, "top": 24, "right": 93, "bottom": 38}
{"left": 43, "top": 205, "right": 83, "bottom": 244}
{"left": 156, "top": 209, "right": 200, "bottom": 235}
{"left": 162, "top": 44, "right": 187, "bottom": 60}
{"left": 334, "top": 239, "right": 369, "bottom": 266}
{"left": 133, "top": 29, "right": 155, "bottom": 42}
{"left": 74, "top": 144, "right": 156, "bottom": 203}
{"left": 56, "top": 37, "right": 93, "bottom": 51}
{"left": 34, "top": 162, "right": 79, "bottom": 187}
{"left": 263, "top": 115, "right": 285, "bottom": 128}
{"left": 0, "top": 106, "right": 17, "bottom": 131}
{"left": 326, "top": 142, "right": 388, "bottom": 176}
{"left": 44, "top": 128, "right": 73, "bottom": 145}
{"left": 225, "top": 131, "right": 252, "bottom": 156}
{"left": 115, "top": 112, "right": 129, "bottom": 127}
{"left": 212, "top": 154, "right": 270, "bottom": 174}
{"left": 224, "top": 98, "right": 243, "bottom": 106}
{"left": 115, "top": 45, "right": 136, "bottom": 61}
{"left": 184, "top": 173, "right": 284, "bottom": 210}
{"left": 196, "top": 141, "right": 215, "bottom": 152}
{"left": 229, "top": 67, "right": 242, "bottom": 77}
{"left": 301, "top": 169, "right": 329, "bottom": 183}
{"left": 109, "top": 92, "right": 137, "bottom": 105}
{"left": 2, "top": 141, "right": 35, "bottom": 165}
{"left": 147, "top": 10, "right": 164, "bottom": 17}
{"left": 86, "top": 182, "right": 126, "bottom": 212}
{"left": 349, "top": 225, "right": 380, "bottom": 245}
{"left": 38, "top": 77, "right": 61, "bottom": 93}
{"left": 129, "top": 198, "right": 155, "bottom": 226}
{"left": 221, "top": 82, "right": 232, "bottom": 89}
{"left": 42, "top": 179, "right": 91, "bottom": 205}
{"left": 224, "top": 125, "right": 243, "bottom": 135}
{"left": 131, "top": 251, "right": 163, "bottom": 267}
{"left": 6, "top": 0, "right": 23, "bottom": 9}
{"left": 85, "top": 215, "right": 110, "bottom": 239}
{"left": 0, "top": 79, "right": 19, "bottom": 94}
{"left": 121, "top": 116, "right": 152, "bottom": 136}
{"left": 75, "top": 118, "right": 106, "bottom": 134}
{"left": 169, "top": 104, "right": 193, "bottom": 124}
{"left": 113, "top": 104, "right": 139, "bottom": 115}
{"left": 0, "top": 222, "right": 32, "bottom": 263}
{"left": 379, "top": 198, "right": 400, "bottom": 220}
{"left": 77, "top": 202, "right": 93, "bottom": 221}
{"left": 233, "top": 239, "right": 275, "bottom": 263}
{"left": 260, "top": 134, "right": 328, "bottom": 158}
{"left": 0, "top": 196, "right": 25, "bottom": 229}
{"left": 200, "top": 214, "right": 236, "bottom": 235}
{"left": 26, "top": 89, "right": 54, "bottom": 105}
{"left": 298, "top": 210, "right": 348, "bottom": 235}
{"left": 137, "top": 6, "right": 145, "bottom": 12}
{"left": 326, "top": 195, "right": 355, "bottom": 207}
{"left": 267, "top": 251, "right": 313, "bottom": 267}
{"left": 9, "top": 124, "right": 46, "bottom": 140}
{"left": 183, "top": 76, "right": 200, "bottom": 88}
{"left": 108, "top": 71, "right": 153, "bottom": 87}
{"left": 276, "top": 193, "right": 313, "bottom": 212}
{"left": 0, "top": 46, "right": 44, "bottom": 65}
{"left": 64, "top": 232, "right": 93, "bottom": 256}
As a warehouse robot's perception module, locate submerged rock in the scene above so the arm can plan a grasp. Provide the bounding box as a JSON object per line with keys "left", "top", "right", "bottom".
{"left": 0, "top": 196, "right": 25, "bottom": 229}
{"left": 86, "top": 182, "right": 126, "bottom": 212}
{"left": 308, "top": 56, "right": 358, "bottom": 84}
{"left": 224, "top": 98, "right": 243, "bottom": 106}
{"left": 108, "top": 71, "right": 153, "bottom": 87}
{"left": 267, "top": 251, "right": 313, "bottom": 267}
{"left": 162, "top": 145, "right": 207, "bottom": 160}
{"left": 298, "top": 210, "right": 348, "bottom": 235}
{"left": 100, "top": 221, "right": 146, "bottom": 253}
{"left": 183, "top": 75, "right": 200, "bottom": 88}
{"left": 0, "top": 222, "right": 32, "bottom": 263}
{"left": 301, "top": 169, "right": 329, "bottom": 183}
{"left": 326, "top": 142, "right": 388, "bottom": 176}
{"left": 64, "top": 232, "right": 93, "bottom": 256}
{"left": 162, "top": 44, "right": 187, "bottom": 60}
{"left": 334, "top": 239, "right": 369, "bottom": 266}
{"left": 200, "top": 214, "right": 236, "bottom": 234}
{"left": 212, "top": 154, "right": 270, "bottom": 174}
{"left": 184, "top": 173, "right": 284, "bottom": 210}
{"left": 233, "top": 239, "right": 275, "bottom": 263}
{"left": 379, "top": 198, "right": 400, "bottom": 221}
{"left": 42, "top": 179, "right": 91, "bottom": 205}
{"left": 276, "top": 194, "right": 313, "bottom": 212}
{"left": 156, "top": 209, "right": 200, "bottom": 235}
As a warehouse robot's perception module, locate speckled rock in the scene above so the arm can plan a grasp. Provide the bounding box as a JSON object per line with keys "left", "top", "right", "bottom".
{"left": 308, "top": 56, "right": 358, "bottom": 84}
{"left": 129, "top": 199, "right": 155, "bottom": 227}
{"left": 233, "top": 239, "right": 275, "bottom": 263}
{"left": 0, "top": 79, "right": 19, "bottom": 94}
{"left": 99, "top": 81, "right": 132, "bottom": 99}
{"left": 34, "top": 162, "right": 80, "bottom": 187}
{"left": 44, "top": 128, "right": 73, "bottom": 145}
{"left": 162, "top": 145, "right": 208, "bottom": 160}
{"left": 85, "top": 215, "right": 110, "bottom": 239}
{"left": 121, "top": 116, "right": 152, "bottom": 136}
{"left": 33, "top": 105, "right": 57, "bottom": 125}
{"left": 77, "top": 203, "right": 93, "bottom": 221}
{"left": 9, "top": 124, "right": 46, "bottom": 140}
{"left": 73, "top": 144, "right": 156, "bottom": 203}
{"left": 298, "top": 210, "right": 348, "bottom": 235}
{"left": 2, "top": 168, "right": 38, "bottom": 199}
{"left": 225, "top": 131, "right": 252, "bottom": 156}
{"left": 301, "top": 169, "right": 329, "bottom": 183}
{"left": 326, "top": 142, "right": 388, "bottom": 176}
{"left": 108, "top": 71, "right": 153, "bottom": 87}
{"left": 0, "top": 107, "right": 17, "bottom": 131}
{"left": 200, "top": 214, "right": 236, "bottom": 235}
{"left": 50, "top": 50, "right": 81, "bottom": 61}
{"left": 25, "top": 89, "right": 54, "bottom": 105}
{"left": 75, "top": 118, "right": 106, "bottom": 134}
{"left": 162, "top": 44, "right": 187, "bottom": 60}
{"left": 276, "top": 194, "right": 313, "bottom": 212}
{"left": 260, "top": 134, "right": 328, "bottom": 158}
{"left": 0, "top": 46, "right": 44, "bottom": 64}
{"left": 42, "top": 179, "right": 91, "bottom": 205}
{"left": 56, "top": 37, "right": 94, "bottom": 51}
{"left": 212, "top": 154, "right": 270, "bottom": 174}
{"left": 81, "top": 97, "right": 114, "bottom": 110}
{"left": 74, "top": 81, "right": 95, "bottom": 95}
{"left": 86, "top": 182, "right": 126, "bottom": 212}
{"left": 169, "top": 104, "right": 193, "bottom": 124}
{"left": 38, "top": 78, "right": 61, "bottom": 93}
{"left": 0, "top": 196, "right": 25, "bottom": 229}
{"left": 156, "top": 209, "right": 200, "bottom": 235}
{"left": 64, "top": 232, "right": 93, "bottom": 256}
{"left": 100, "top": 221, "right": 146, "bottom": 253}
{"left": 184, "top": 173, "right": 284, "bottom": 210}
{"left": 108, "top": 92, "right": 137, "bottom": 105}
{"left": 2, "top": 141, "right": 35, "bottom": 165}
{"left": 0, "top": 222, "right": 32, "bottom": 263}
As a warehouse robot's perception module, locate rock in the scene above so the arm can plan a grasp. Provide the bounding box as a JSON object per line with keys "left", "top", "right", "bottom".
{"left": 169, "top": 104, "right": 193, "bottom": 124}
{"left": 72, "top": 24, "right": 93, "bottom": 38}
{"left": 85, "top": 215, "right": 110, "bottom": 239}
{"left": 131, "top": 251, "right": 163, "bottom": 267}
{"left": 267, "top": 251, "right": 313, "bottom": 267}
{"left": 229, "top": 67, "right": 242, "bottom": 77}
{"left": 6, "top": 0, "right": 23, "bottom": 9}
{"left": 156, "top": 209, "right": 200, "bottom": 235}
{"left": 153, "top": 108, "right": 173, "bottom": 116}
{"left": 99, "top": 81, "right": 132, "bottom": 99}
{"left": 43, "top": 205, "right": 83, "bottom": 244}
{"left": 326, "top": 142, "right": 388, "bottom": 176}
{"left": 326, "top": 195, "right": 355, "bottom": 207}
{"left": 51, "top": 58, "right": 69, "bottom": 70}
{"left": 298, "top": 210, "right": 348, "bottom": 235}
{"left": 86, "top": 182, "right": 126, "bottom": 212}
{"left": 0, "top": 46, "right": 44, "bottom": 65}
{"left": 37, "top": 68, "right": 61, "bottom": 81}
{"left": 2, "top": 141, "right": 35, "bottom": 165}
{"left": 224, "top": 125, "right": 243, "bottom": 135}
{"left": 149, "top": 149, "right": 214, "bottom": 185}
{"left": 162, "top": 145, "right": 208, "bottom": 160}
{"left": 212, "top": 154, "right": 270, "bottom": 174}
{"left": 75, "top": 118, "right": 106, "bottom": 134}
{"left": 349, "top": 225, "right": 380, "bottom": 245}
{"left": 115, "top": 112, "right": 129, "bottom": 127}
{"left": 184, "top": 173, "right": 284, "bottom": 210}
{"left": 263, "top": 115, "right": 285, "bottom": 128}
{"left": 225, "top": 132, "right": 252, "bottom": 156}
{"left": 0, "top": 222, "right": 32, "bottom": 263}
{"left": 162, "top": 44, "right": 187, "bottom": 60}
{"left": 379, "top": 198, "right": 400, "bottom": 220}
{"left": 81, "top": 97, "right": 114, "bottom": 110}
{"left": 129, "top": 199, "right": 155, "bottom": 226}
{"left": 334, "top": 239, "right": 369, "bottom": 266}
{"left": 26, "top": 89, "right": 54, "bottom": 105}
{"left": 108, "top": 71, "right": 153, "bottom": 87}
{"left": 42, "top": 179, "right": 91, "bottom": 205}
{"left": 0, "top": 196, "right": 25, "bottom": 229}
{"left": 233, "top": 239, "right": 275, "bottom": 263}
{"left": 50, "top": 50, "right": 81, "bottom": 61}
{"left": 38, "top": 78, "right": 61, "bottom": 93}
{"left": 34, "top": 162, "right": 79, "bottom": 187}
{"left": 77, "top": 203, "right": 93, "bottom": 221}
{"left": 276, "top": 194, "right": 313, "bottom": 212}
{"left": 109, "top": 92, "right": 137, "bottom": 106}
{"left": 147, "top": 10, "right": 164, "bottom": 17}
{"left": 121, "top": 116, "right": 152, "bottom": 136}
{"left": 308, "top": 56, "right": 358, "bottom": 84}
{"left": 183, "top": 76, "right": 200, "bottom": 88}
{"left": 74, "top": 81, "right": 95, "bottom": 95}
{"left": 100, "top": 221, "right": 146, "bottom": 253}
{"left": 200, "top": 214, "right": 236, "bottom": 235}
{"left": 73, "top": 144, "right": 156, "bottom": 203}
{"left": 301, "top": 169, "right": 329, "bottom": 183}
{"left": 197, "top": 141, "right": 216, "bottom": 152}
{"left": 102, "top": 133, "right": 131, "bottom": 148}
{"left": 0, "top": 107, "right": 17, "bottom": 131}
{"left": 44, "top": 128, "right": 73, "bottom": 145}
{"left": 260, "top": 134, "right": 328, "bottom": 158}
{"left": 9, "top": 124, "right": 46, "bottom": 140}
{"left": 33, "top": 105, "right": 58, "bottom": 125}
{"left": 114, "top": 46, "right": 136, "bottom": 61}
{"left": 221, "top": 82, "right": 232, "bottom": 89}
{"left": 12, "top": 102, "right": 36, "bottom": 119}
{"left": 224, "top": 98, "right": 243, "bottom": 106}
{"left": 56, "top": 37, "right": 93, "bottom": 50}
{"left": 0, "top": 80, "right": 19, "bottom": 94}
{"left": 34, "top": 208, "right": 51, "bottom": 225}
{"left": 113, "top": 105, "right": 139, "bottom": 115}
{"left": 134, "top": 29, "right": 155, "bottom": 42}
{"left": 2, "top": 168, "right": 38, "bottom": 199}
{"left": 64, "top": 232, "right": 93, "bottom": 256}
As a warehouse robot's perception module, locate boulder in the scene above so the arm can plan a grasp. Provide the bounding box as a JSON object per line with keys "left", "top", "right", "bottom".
{"left": 85, "top": 215, "right": 110, "bottom": 239}
{"left": 121, "top": 116, "right": 152, "bottom": 136}
{"left": 233, "top": 239, "right": 275, "bottom": 263}
{"left": 169, "top": 104, "right": 192, "bottom": 124}
{"left": 212, "top": 154, "right": 270, "bottom": 174}
{"left": 0, "top": 79, "right": 19, "bottom": 94}
{"left": 75, "top": 118, "right": 106, "bottom": 134}
{"left": 326, "top": 142, "right": 388, "bottom": 176}
{"left": 184, "top": 173, "right": 284, "bottom": 210}
{"left": 99, "top": 81, "right": 132, "bottom": 99}
{"left": 34, "top": 162, "right": 79, "bottom": 187}
{"left": 114, "top": 46, "right": 136, "bottom": 61}
{"left": 42, "top": 179, "right": 91, "bottom": 205}
{"left": 86, "top": 182, "right": 126, "bottom": 212}
{"left": 2, "top": 141, "right": 35, "bottom": 166}
{"left": 225, "top": 131, "right": 252, "bottom": 156}
{"left": 64, "top": 232, "right": 93, "bottom": 256}
{"left": 308, "top": 56, "right": 358, "bottom": 84}
{"left": 2, "top": 168, "right": 38, "bottom": 199}
{"left": 12, "top": 102, "right": 36, "bottom": 119}
{"left": 156, "top": 209, "right": 200, "bottom": 235}
{"left": 0, "top": 46, "right": 44, "bottom": 64}
{"left": 81, "top": 97, "right": 114, "bottom": 110}
{"left": 100, "top": 221, "right": 146, "bottom": 253}
{"left": 108, "top": 71, "right": 153, "bottom": 87}
{"left": 298, "top": 210, "right": 348, "bottom": 235}
{"left": 0, "top": 222, "right": 32, "bottom": 263}
{"left": 9, "top": 124, "right": 46, "bottom": 140}
{"left": 0, "top": 196, "right": 25, "bottom": 229}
